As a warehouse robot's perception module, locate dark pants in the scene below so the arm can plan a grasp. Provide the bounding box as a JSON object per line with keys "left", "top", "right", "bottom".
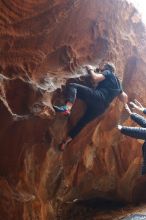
{"left": 121, "top": 126, "right": 146, "bottom": 175}
{"left": 67, "top": 83, "right": 107, "bottom": 138}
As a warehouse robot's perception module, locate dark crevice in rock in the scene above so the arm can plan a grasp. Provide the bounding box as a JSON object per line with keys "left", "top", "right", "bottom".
{"left": 56, "top": 197, "right": 127, "bottom": 220}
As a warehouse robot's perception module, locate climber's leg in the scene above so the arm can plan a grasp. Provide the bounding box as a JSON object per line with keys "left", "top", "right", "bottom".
{"left": 68, "top": 110, "right": 96, "bottom": 138}
{"left": 58, "top": 104, "right": 106, "bottom": 151}
{"left": 66, "top": 83, "right": 95, "bottom": 104}
{"left": 53, "top": 83, "right": 95, "bottom": 116}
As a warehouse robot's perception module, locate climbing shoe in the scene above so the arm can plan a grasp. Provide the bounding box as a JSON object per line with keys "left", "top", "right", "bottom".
{"left": 58, "top": 141, "right": 66, "bottom": 151}
{"left": 58, "top": 137, "right": 72, "bottom": 151}
{"left": 53, "top": 105, "right": 71, "bottom": 116}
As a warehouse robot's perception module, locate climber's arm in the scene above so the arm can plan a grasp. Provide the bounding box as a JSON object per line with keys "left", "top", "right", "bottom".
{"left": 118, "top": 91, "right": 128, "bottom": 104}
{"left": 120, "top": 126, "right": 146, "bottom": 140}
{"left": 90, "top": 71, "right": 105, "bottom": 83}
{"left": 122, "top": 103, "right": 146, "bottom": 128}
{"left": 85, "top": 65, "right": 105, "bottom": 83}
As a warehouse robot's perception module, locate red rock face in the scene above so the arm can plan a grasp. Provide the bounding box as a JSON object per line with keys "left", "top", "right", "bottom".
{"left": 1, "top": 0, "right": 146, "bottom": 219}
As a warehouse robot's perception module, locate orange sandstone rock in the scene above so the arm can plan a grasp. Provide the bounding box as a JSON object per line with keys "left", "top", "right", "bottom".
{"left": 0, "top": 0, "right": 146, "bottom": 219}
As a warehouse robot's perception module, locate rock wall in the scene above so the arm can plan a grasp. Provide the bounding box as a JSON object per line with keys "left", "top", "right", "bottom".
{"left": 1, "top": 0, "right": 146, "bottom": 219}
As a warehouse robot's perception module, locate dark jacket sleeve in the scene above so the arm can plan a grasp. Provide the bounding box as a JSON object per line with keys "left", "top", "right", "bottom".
{"left": 143, "top": 109, "right": 146, "bottom": 114}
{"left": 130, "top": 113, "right": 146, "bottom": 128}
{"left": 121, "top": 126, "right": 146, "bottom": 140}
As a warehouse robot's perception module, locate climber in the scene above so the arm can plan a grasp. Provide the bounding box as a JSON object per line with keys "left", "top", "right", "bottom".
{"left": 118, "top": 100, "right": 146, "bottom": 175}
{"left": 54, "top": 62, "right": 128, "bottom": 151}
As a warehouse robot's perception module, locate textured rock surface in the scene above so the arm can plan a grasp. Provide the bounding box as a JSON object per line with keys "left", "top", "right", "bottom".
{"left": 1, "top": 0, "right": 146, "bottom": 219}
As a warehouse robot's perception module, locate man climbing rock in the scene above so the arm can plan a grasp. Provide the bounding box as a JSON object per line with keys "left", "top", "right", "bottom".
{"left": 54, "top": 62, "right": 128, "bottom": 151}
{"left": 118, "top": 100, "right": 146, "bottom": 175}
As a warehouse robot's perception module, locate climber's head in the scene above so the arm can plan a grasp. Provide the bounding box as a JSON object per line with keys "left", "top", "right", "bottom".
{"left": 103, "top": 62, "right": 116, "bottom": 73}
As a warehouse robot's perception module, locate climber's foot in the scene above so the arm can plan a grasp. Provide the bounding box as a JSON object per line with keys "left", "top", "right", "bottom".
{"left": 58, "top": 137, "right": 72, "bottom": 151}
{"left": 53, "top": 105, "right": 71, "bottom": 116}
